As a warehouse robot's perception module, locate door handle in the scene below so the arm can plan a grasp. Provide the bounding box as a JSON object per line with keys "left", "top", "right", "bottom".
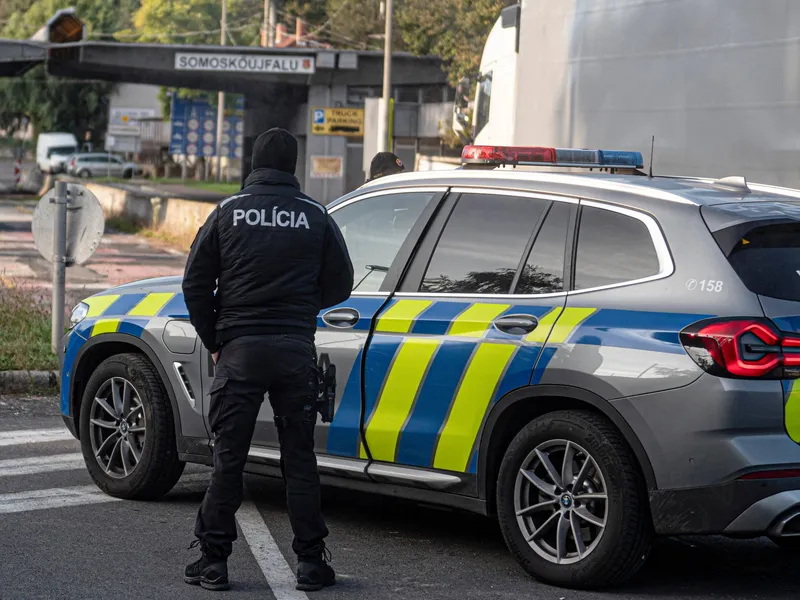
{"left": 493, "top": 314, "right": 539, "bottom": 335}
{"left": 322, "top": 308, "right": 360, "bottom": 328}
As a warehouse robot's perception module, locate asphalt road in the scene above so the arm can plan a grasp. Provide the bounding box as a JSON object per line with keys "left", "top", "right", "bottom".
{"left": 1, "top": 395, "right": 799, "bottom": 600}
{"left": 0, "top": 197, "right": 186, "bottom": 306}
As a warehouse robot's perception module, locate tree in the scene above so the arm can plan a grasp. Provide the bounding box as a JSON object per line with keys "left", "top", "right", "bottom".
{"left": 133, "top": 0, "right": 263, "bottom": 117}
{"left": 323, "top": 0, "right": 385, "bottom": 51}
{"left": 396, "top": 0, "right": 512, "bottom": 85}
{"left": 282, "top": 0, "right": 328, "bottom": 29}
{"left": 0, "top": 0, "right": 141, "bottom": 141}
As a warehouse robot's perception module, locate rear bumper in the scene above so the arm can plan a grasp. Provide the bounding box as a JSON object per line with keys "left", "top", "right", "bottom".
{"left": 650, "top": 477, "right": 800, "bottom": 536}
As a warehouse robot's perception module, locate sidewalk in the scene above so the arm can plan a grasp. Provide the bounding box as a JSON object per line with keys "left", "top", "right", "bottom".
{"left": 0, "top": 197, "right": 187, "bottom": 306}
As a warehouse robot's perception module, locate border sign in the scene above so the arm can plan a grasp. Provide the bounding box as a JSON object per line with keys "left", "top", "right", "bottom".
{"left": 311, "top": 107, "right": 364, "bottom": 136}
{"left": 175, "top": 53, "right": 315, "bottom": 75}
{"left": 310, "top": 156, "right": 344, "bottom": 179}
{"left": 169, "top": 95, "right": 244, "bottom": 158}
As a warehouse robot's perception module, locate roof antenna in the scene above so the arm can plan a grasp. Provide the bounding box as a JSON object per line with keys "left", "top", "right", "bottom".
{"left": 648, "top": 135, "right": 655, "bottom": 178}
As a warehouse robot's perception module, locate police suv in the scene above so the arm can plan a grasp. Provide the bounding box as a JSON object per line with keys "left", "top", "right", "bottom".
{"left": 60, "top": 145, "right": 800, "bottom": 589}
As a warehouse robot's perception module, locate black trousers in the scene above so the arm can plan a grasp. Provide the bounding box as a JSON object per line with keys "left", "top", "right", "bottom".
{"left": 194, "top": 334, "right": 329, "bottom": 559}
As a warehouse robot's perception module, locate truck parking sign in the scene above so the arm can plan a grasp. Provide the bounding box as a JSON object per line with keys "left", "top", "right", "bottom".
{"left": 311, "top": 107, "right": 364, "bottom": 136}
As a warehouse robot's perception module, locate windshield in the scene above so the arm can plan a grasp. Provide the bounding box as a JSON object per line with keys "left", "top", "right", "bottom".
{"left": 718, "top": 221, "right": 800, "bottom": 302}
{"left": 48, "top": 146, "right": 77, "bottom": 158}
{"left": 474, "top": 72, "right": 492, "bottom": 137}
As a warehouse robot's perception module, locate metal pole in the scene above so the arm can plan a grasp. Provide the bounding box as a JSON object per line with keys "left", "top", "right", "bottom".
{"left": 51, "top": 181, "right": 68, "bottom": 353}
{"left": 268, "top": 1, "right": 276, "bottom": 46}
{"left": 215, "top": 0, "right": 227, "bottom": 183}
{"left": 263, "top": 0, "right": 276, "bottom": 46}
{"left": 377, "top": 0, "right": 393, "bottom": 153}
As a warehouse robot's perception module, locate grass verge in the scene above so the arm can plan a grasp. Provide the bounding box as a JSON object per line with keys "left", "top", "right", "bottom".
{"left": 0, "top": 284, "right": 58, "bottom": 371}
{"left": 95, "top": 176, "right": 238, "bottom": 196}
{"left": 105, "top": 216, "right": 194, "bottom": 252}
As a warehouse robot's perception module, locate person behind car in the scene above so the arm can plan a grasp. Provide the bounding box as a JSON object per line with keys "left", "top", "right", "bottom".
{"left": 364, "top": 151, "right": 405, "bottom": 184}
{"left": 182, "top": 127, "right": 354, "bottom": 592}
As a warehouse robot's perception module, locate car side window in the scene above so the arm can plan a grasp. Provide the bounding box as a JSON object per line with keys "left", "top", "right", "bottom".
{"left": 515, "top": 201, "right": 571, "bottom": 295}
{"left": 331, "top": 192, "right": 435, "bottom": 292}
{"left": 420, "top": 193, "right": 548, "bottom": 294}
{"left": 574, "top": 205, "right": 660, "bottom": 290}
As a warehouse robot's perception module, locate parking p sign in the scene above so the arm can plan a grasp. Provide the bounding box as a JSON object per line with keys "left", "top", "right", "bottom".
{"left": 311, "top": 107, "right": 364, "bottom": 136}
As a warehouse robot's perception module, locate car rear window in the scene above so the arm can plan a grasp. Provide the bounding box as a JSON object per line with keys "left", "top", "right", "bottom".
{"left": 574, "top": 206, "right": 660, "bottom": 290}
{"left": 719, "top": 222, "right": 800, "bottom": 302}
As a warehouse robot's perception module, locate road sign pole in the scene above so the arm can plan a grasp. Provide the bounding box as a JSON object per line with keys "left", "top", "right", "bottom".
{"left": 51, "top": 181, "right": 68, "bottom": 353}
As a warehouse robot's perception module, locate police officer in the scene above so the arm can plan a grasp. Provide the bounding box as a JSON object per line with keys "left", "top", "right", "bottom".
{"left": 364, "top": 151, "right": 405, "bottom": 184}
{"left": 182, "top": 127, "right": 354, "bottom": 592}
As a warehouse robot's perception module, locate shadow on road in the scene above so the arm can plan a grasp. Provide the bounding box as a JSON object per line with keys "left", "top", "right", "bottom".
{"left": 240, "top": 474, "right": 800, "bottom": 598}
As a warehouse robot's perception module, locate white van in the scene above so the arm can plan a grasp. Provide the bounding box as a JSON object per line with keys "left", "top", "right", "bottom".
{"left": 37, "top": 132, "right": 79, "bottom": 174}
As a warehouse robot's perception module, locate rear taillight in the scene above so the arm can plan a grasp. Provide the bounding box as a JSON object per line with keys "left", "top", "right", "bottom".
{"left": 680, "top": 318, "right": 800, "bottom": 379}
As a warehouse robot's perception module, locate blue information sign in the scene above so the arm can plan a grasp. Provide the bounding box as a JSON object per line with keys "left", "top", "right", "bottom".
{"left": 169, "top": 94, "right": 244, "bottom": 159}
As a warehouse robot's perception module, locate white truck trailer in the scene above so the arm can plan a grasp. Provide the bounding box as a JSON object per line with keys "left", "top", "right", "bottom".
{"left": 454, "top": 0, "right": 800, "bottom": 187}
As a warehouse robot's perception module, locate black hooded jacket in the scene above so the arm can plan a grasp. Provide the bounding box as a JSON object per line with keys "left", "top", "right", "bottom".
{"left": 182, "top": 168, "right": 354, "bottom": 353}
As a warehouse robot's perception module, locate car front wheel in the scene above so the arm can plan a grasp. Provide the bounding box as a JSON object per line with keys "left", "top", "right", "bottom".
{"left": 78, "top": 169, "right": 91, "bottom": 178}
{"left": 79, "top": 353, "right": 185, "bottom": 500}
{"left": 496, "top": 410, "right": 653, "bottom": 589}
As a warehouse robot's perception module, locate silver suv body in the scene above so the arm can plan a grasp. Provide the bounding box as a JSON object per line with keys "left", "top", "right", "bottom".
{"left": 59, "top": 154, "right": 800, "bottom": 589}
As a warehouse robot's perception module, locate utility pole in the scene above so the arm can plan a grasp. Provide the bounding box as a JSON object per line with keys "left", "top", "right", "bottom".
{"left": 263, "top": 0, "right": 276, "bottom": 46}
{"left": 377, "top": 0, "right": 393, "bottom": 153}
{"left": 215, "top": 0, "right": 227, "bottom": 182}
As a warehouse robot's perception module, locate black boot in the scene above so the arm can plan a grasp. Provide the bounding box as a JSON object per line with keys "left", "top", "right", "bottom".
{"left": 185, "top": 540, "right": 230, "bottom": 591}
{"left": 296, "top": 545, "right": 335, "bottom": 592}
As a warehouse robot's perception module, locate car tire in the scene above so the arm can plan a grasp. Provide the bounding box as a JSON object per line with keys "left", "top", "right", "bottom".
{"left": 79, "top": 169, "right": 91, "bottom": 178}
{"left": 496, "top": 409, "right": 653, "bottom": 589}
{"left": 79, "top": 353, "right": 185, "bottom": 501}
{"left": 122, "top": 169, "right": 132, "bottom": 179}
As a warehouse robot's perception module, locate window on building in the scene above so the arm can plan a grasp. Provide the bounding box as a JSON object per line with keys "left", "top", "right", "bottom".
{"left": 394, "top": 86, "right": 420, "bottom": 103}
{"left": 346, "top": 86, "right": 380, "bottom": 106}
{"left": 421, "top": 86, "right": 445, "bottom": 104}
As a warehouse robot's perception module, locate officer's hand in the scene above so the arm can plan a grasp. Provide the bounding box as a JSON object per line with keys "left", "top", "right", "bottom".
{"left": 212, "top": 352, "right": 219, "bottom": 364}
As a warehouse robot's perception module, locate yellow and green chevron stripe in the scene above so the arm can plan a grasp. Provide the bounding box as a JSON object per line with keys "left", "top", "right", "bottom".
{"left": 74, "top": 291, "right": 185, "bottom": 339}
{"left": 785, "top": 380, "right": 800, "bottom": 443}
{"left": 355, "top": 299, "right": 599, "bottom": 473}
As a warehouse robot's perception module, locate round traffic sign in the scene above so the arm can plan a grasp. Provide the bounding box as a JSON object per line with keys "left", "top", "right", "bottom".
{"left": 32, "top": 184, "right": 105, "bottom": 266}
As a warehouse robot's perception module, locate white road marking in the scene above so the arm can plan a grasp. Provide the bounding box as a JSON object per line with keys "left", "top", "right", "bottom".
{"left": 236, "top": 489, "right": 309, "bottom": 600}
{"left": 0, "top": 428, "right": 74, "bottom": 447}
{"left": 0, "top": 485, "right": 121, "bottom": 514}
{"left": 0, "top": 453, "right": 84, "bottom": 477}
{"left": 0, "top": 472, "right": 210, "bottom": 515}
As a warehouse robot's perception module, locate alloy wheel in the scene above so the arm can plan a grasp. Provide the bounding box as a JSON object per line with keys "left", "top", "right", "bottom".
{"left": 514, "top": 439, "right": 608, "bottom": 565}
{"left": 89, "top": 377, "right": 146, "bottom": 479}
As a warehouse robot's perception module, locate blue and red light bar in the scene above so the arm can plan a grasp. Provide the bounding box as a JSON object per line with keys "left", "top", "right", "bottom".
{"left": 461, "top": 145, "right": 644, "bottom": 169}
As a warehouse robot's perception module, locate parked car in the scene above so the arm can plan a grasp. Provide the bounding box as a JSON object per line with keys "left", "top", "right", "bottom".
{"left": 36, "top": 132, "right": 79, "bottom": 174}
{"left": 59, "top": 144, "right": 800, "bottom": 589}
{"left": 66, "top": 152, "right": 141, "bottom": 179}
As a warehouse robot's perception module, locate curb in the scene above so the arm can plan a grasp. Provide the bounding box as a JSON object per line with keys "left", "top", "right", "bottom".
{"left": 0, "top": 370, "right": 60, "bottom": 394}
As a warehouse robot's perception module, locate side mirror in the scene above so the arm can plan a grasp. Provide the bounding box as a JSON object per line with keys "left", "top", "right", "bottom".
{"left": 452, "top": 75, "right": 474, "bottom": 144}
